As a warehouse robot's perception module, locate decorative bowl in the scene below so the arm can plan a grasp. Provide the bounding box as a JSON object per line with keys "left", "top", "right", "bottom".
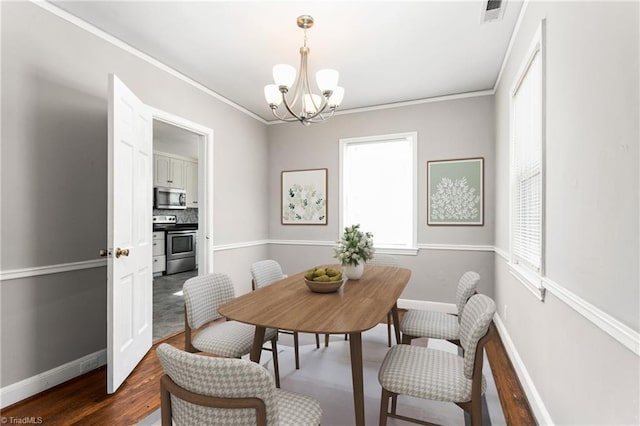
{"left": 304, "top": 278, "right": 345, "bottom": 293}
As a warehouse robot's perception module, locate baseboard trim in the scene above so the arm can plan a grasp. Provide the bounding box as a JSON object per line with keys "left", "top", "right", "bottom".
{"left": 0, "top": 349, "right": 107, "bottom": 409}
{"left": 0, "top": 259, "right": 106, "bottom": 281}
{"left": 493, "top": 314, "right": 554, "bottom": 425}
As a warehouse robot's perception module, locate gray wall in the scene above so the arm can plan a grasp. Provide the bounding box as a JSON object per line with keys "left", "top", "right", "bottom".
{"left": 494, "top": 1, "right": 639, "bottom": 424}
{"left": 0, "top": 2, "right": 270, "bottom": 386}
{"left": 267, "top": 95, "right": 496, "bottom": 302}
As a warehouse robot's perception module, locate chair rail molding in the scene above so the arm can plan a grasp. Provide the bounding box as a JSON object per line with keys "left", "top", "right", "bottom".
{"left": 0, "top": 259, "right": 106, "bottom": 281}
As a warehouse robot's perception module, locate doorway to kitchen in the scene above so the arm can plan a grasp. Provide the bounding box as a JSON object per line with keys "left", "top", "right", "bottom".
{"left": 150, "top": 112, "right": 214, "bottom": 341}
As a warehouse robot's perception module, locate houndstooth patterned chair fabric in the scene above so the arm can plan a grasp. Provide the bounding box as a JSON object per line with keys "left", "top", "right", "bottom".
{"left": 182, "top": 272, "right": 277, "bottom": 364}
{"left": 400, "top": 271, "right": 480, "bottom": 342}
{"left": 378, "top": 344, "right": 486, "bottom": 402}
{"left": 183, "top": 273, "right": 235, "bottom": 329}
{"left": 455, "top": 271, "right": 481, "bottom": 320}
{"left": 400, "top": 310, "right": 459, "bottom": 340}
{"left": 157, "top": 344, "right": 321, "bottom": 426}
{"left": 459, "top": 294, "right": 496, "bottom": 378}
{"left": 193, "top": 320, "right": 277, "bottom": 358}
{"left": 251, "top": 260, "right": 287, "bottom": 289}
{"left": 378, "top": 294, "right": 495, "bottom": 403}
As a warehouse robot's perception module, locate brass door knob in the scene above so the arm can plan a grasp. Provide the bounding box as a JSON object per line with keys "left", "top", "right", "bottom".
{"left": 115, "top": 248, "right": 130, "bottom": 258}
{"left": 99, "top": 249, "right": 109, "bottom": 257}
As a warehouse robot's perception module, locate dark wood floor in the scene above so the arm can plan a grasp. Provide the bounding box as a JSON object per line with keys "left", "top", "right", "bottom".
{"left": 1, "top": 323, "right": 536, "bottom": 425}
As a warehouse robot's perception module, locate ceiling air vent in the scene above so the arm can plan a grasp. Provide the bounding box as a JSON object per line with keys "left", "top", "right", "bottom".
{"left": 481, "top": 0, "right": 506, "bottom": 23}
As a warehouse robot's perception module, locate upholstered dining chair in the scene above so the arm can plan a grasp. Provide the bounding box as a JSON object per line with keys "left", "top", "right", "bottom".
{"left": 400, "top": 271, "right": 480, "bottom": 346}
{"left": 157, "top": 343, "right": 322, "bottom": 426}
{"left": 251, "top": 260, "right": 321, "bottom": 369}
{"left": 183, "top": 273, "right": 281, "bottom": 387}
{"left": 367, "top": 254, "right": 401, "bottom": 347}
{"left": 378, "top": 294, "right": 497, "bottom": 426}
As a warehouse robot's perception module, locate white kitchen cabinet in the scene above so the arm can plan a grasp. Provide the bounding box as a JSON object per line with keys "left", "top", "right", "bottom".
{"left": 152, "top": 231, "right": 166, "bottom": 274}
{"left": 154, "top": 154, "right": 185, "bottom": 189}
{"left": 184, "top": 160, "right": 198, "bottom": 208}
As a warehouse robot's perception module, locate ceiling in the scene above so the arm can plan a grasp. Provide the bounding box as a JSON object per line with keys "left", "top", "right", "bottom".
{"left": 51, "top": 1, "right": 523, "bottom": 122}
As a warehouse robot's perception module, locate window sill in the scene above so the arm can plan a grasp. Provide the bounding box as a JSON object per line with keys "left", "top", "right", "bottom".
{"left": 509, "top": 263, "right": 546, "bottom": 301}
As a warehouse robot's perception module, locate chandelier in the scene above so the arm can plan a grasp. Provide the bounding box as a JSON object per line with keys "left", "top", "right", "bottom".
{"left": 264, "top": 15, "right": 344, "bottom": 126}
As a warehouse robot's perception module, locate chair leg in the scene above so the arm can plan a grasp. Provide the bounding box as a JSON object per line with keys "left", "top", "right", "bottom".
{"left": 270, "top": 338, "right": 280, "bottom": 388}
{"left": 160, "top": 376, "right": 172, "bottom": 426}
{"left": 390, "top": 393, "right": 398, "bottom": 415}
{"left": 469, "top": 396, "right": 483, "bottom": 426}
{"left": 379, "top": 388, "right": 390, "bottom": 426}
{"left": 387, "top": 312, "right": 392, "bottom": 347}
{"left": 325, "top": 334, "right": 330, "bottom": 347}
{"left": 401, "top": 333, "right": 414, "bottom": 345}
{"left": 293, "top": 331, "right": 300, "bottom": 370}
{"left": 315, "top": 333, "right": 320, "bottom": 348}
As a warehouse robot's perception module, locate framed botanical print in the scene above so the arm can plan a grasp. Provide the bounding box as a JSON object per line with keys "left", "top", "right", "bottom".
{"left": 427, "top": 157, "right": 484, "bottom": 226}
{"left": 281, "top": 168, "right": 328, "bottom": 225}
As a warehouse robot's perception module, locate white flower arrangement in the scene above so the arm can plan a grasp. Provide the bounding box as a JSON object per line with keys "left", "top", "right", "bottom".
{"left": 333, "top": 224, "right": 374, "bottom": 266}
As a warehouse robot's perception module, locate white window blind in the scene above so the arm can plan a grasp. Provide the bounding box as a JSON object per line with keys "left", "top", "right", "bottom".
{"left": 511, "top": 47, "right": 543, "bottom": 273}
{"left": 341, "top": 133, "right": 416, "bottom": 249}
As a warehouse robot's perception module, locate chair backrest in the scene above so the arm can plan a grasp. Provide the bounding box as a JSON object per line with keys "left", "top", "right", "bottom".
{"left": 455, "top": 271, "right": 481, "bottom": 321}
{"left": 183, "top": 273, "right": 235, "bottom": 330}
{"left": 157, "top": 343, "right": 278, "bottom": 425}
{"left": 367, "top": 254, "right": 400, "bottom": 267}
{"left": 251, "top": 260, "right": 285, "bottom": 289}
{"left": 459, "top": 294, "right": 496, "bottom": 379}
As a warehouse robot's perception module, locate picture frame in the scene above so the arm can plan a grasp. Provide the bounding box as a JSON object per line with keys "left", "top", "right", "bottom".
{"left": 281, "top": 168, "right": 328, "bottom": 225}
{"left": 427, "top": 157, "right": 484, "bottom": 226}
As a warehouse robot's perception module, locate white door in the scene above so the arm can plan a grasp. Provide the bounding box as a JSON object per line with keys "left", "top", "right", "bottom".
{"left": 107, "top": 74, "right": 153, "bottom": 393}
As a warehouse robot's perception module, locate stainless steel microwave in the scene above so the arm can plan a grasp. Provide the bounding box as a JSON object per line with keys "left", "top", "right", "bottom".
{"left": 154, "top": 187, "right": 186, "bottom": 209}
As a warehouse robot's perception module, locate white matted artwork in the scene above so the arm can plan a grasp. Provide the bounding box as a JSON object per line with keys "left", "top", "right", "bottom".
{"left": 427, "top": 157, "right": 484, "bottom": 226}
{"left": 281, "top": 168, "right": 328, "bottom": 225}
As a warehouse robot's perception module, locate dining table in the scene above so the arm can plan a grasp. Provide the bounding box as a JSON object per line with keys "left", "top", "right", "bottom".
{"left": 218, "top": 264, "right": 411, "bottom": 426}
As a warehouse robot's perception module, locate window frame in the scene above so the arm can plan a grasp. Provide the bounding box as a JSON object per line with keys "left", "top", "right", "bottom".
{"left": 339, "top": 132, "right": 418, "bottom": 255}
{"left": 508, "top": 20, "right": 547, "bottom": 301}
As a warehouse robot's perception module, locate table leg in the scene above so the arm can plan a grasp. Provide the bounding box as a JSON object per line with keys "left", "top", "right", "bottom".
{"left": 250, "top": 326, "right": 266, "bottom": 363}
{"left": 349, "top": 332, "right": 365, "bottom": 426}
{"left": 391, "top": 303, "right": 401, "bottom": 344}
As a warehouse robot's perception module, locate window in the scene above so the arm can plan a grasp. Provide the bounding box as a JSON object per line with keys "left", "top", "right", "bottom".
{"left": 340, "top": 132, "right": 417, "bottom": 253}
{"left": 509, "top": 21, "right": 546, "bottom": 299}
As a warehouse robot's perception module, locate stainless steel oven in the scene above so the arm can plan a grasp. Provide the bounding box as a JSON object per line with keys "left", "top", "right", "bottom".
{"left": 166, "top": 230, "right": 196, "bottom": 275}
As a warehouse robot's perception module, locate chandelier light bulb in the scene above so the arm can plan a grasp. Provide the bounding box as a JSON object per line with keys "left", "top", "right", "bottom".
{"left": 264, "top": 84, "right": 282, "bottom": 106}
{"left": 303, "top": 94, "right": 322, "bottom": 114}
{"left": 273, "top": 64, "right": 297, "bottom": 89}
{"left": 328, "top": 86, "right": 345, "bottom": 108}
{"left": 316, "top": 69, "right": 339, "bottom": 93}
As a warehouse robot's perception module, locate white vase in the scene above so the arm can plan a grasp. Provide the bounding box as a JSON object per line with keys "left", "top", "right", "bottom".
{"left": 344, "top": 263, "right": 364, "bottom": 280}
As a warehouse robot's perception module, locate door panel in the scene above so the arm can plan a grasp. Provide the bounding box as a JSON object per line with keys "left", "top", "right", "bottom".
{"left": 107, "top": 74, "right": 153, "bottom": 394}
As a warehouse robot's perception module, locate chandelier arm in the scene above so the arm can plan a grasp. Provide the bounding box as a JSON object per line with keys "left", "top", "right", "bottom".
{"left": 303, "top": 96, "right": 332, "bottom": 121}
{"left": 287, "top": 47, "right": 307, "bottom": 109}
{"left": 308, "top": 107, "right": 337, "bottom": 123}
{"left": 270, "top": 108, "right": 301, "bottom": 122}
{"left": 281, "top": 92, "right": 305, "bottom": 122}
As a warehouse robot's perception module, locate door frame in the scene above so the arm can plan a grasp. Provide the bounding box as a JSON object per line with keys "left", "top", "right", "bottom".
{"left": 149, "top": 106, "right": 214, "bottom": 274}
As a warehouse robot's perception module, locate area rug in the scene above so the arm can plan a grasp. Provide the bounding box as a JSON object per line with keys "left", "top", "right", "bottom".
{"left": 139, "top": 324, "right": 506, "bottom": 425}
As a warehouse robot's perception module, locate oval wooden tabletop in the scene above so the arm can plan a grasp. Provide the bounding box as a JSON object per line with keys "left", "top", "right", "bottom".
{"left": 218, "top": 265, "right": 411, "bottom": 334}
